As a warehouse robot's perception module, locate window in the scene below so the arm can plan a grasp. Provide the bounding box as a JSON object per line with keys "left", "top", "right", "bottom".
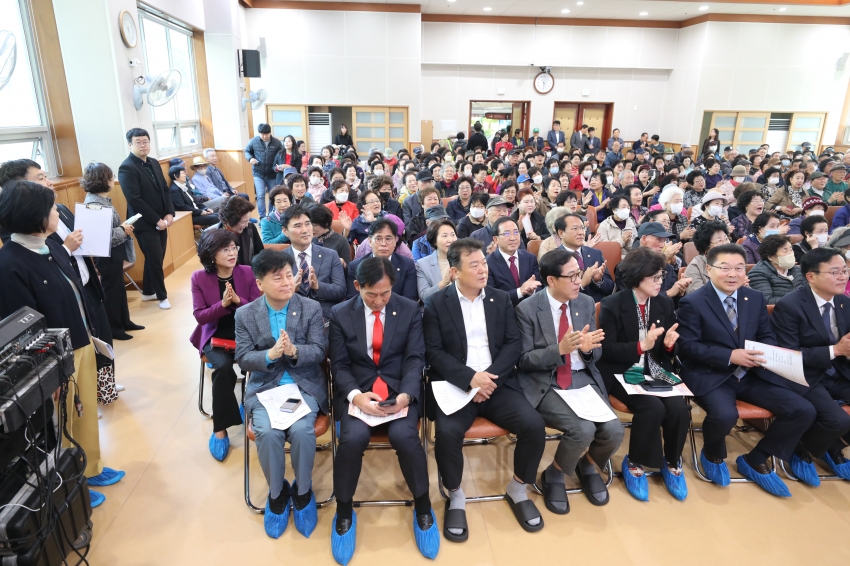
{"left": 138, "top": 7, "right": 200, "bottom": 155}
{"left": 0, "top": 0, "right": 55, "bottom": 173}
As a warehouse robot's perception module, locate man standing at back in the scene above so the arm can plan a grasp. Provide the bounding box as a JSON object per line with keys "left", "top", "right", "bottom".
{"left": 244, "top": 123, "right": 282, "bottom": 219}
{"left": 569, "top": 124, "right": 587, "bottom": 153}
{"left": 548, "top": 120, "right": 566, "bottom": 151}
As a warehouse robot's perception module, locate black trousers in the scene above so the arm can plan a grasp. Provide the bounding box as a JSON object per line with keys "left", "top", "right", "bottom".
{"left": 135, "top": 229, "right": 168, "bottom": 299}
{"left": 94, "top": 244, "right": 133, "bottom": 334}
{"left": 695, "top": 373, "right": 816, "bottom": 462}
{"left": 202, "top": 343, "right": 243, "bottom": 433}
{"left": 609, "top": 379, "right": 690, "bottom": 468}
{"left": 435, "top": 384, "right": 545, "bottom": 490}
{"left": 333, "top": 402, "right": 428, "bottom": 502}
{"left": 192, "top": 213, "right": 220, "bottom": 227}
{"left": 802, "top": 377, "right": 850, "bottom": 456}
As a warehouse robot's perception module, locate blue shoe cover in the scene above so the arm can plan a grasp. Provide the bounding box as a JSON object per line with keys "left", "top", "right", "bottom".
{"left": 239, "top": 404, "right": 245, "bottom": 423}
{"left": 292, "top": 483, "right": 318, "bottom": 538}
{"left": 413, "top": 509, "right": 440, "bottom": 559}
{"left": 823, "top": 451, "right": 850, "bottom": 480}
{"left": 621, "top": 455, "right": 649, "bottom": 501}
{"left": 88, "top": 467, "right": 126, "bottom": 487}
{"left": 264, "top": 482, "right": 291, "bottom": 539}
{"left": 736, "top": 455, "right": 791, "bottom": 497}
{"left": 209, "top": 432, "right": 230, "bottom": 461}
{"left": 661, "top": 461, "right": 688, "bottom": 501}
{"left": 331, "top": 512, "right": 357, "bottom": 565}
{"left": 700, "top": 450, "right": 730, "bottom": 486}
{"left": 206, "top": 362, "right": 213, "bottom": 368}
{"left": 89, "top": 490, "right": 105, "bottom": 508}
{"left": 790, "top": 453, "right": 820, "bottom": 487}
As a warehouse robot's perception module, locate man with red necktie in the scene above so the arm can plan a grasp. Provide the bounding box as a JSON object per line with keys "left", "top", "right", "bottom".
{"left": 328, "top": 257, "right": 438, "bottom": 564}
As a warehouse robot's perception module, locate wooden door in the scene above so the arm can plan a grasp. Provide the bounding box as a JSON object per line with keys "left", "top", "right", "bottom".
{"left": 554, "top": 104, "right": 578, "bottom": 134}
{"left": 733, "top": 112, "right": 770, "bottom": 155}
{"left": 709, "top": 112, "right": 738, "bottom": 151}
{"left": 388, "top": 107, "right": 408, "bottom": 153}
{"left": 581, "top": 105, "right": 606, "bottom": 134}
{"left": 787, "top": 112, "right": 825, "bottom": 152}
{"left": 266, "top": 105, "right": 309, "bottom": 146}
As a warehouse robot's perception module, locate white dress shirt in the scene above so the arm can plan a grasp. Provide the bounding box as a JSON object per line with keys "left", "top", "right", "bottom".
{"left": 292, "top": 242, "right": 314, "bottom": 266}
{"left": 499, "top": 248, "right": 524, "bottom": 299}
{"left": 457, "top": 285, "right": 492, "bottom": 372}
{"left": 813, "top": 291, "right": 837, "bottom": 360}
{"left": 347, "top": 306, "right": 387, "bottom": 403}
{"left": 546, "top": 289, "right": 586, "bottom": 371}
{"left": 53, "top": 220, "right": 90, "bottom": 286}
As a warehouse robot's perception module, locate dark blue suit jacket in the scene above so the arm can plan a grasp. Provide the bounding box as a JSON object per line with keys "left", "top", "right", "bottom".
{"left": 328, "top": 294, "right": 425, "bottom": 418}
{"left": 283, "top": 244, "right": 346, "bottom": 321}
{"left": 486, "top": 249, "right": 540, "bottom": 306}
{"left": 346, "top": 252, "right": 418, "bottom": 302}
{"left": 771, "top": 286, "right": 850, "bottom": 395}
{"left": 568, "top": 245, "right": 614, "bottom": 303}
{"left": 678, "top": 283, "right": 783, "bottom": 397}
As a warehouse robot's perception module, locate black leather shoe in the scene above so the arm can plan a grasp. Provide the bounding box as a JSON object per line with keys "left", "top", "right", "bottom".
{"left": 125, "top": 322, "right": 145, "bottom": 331}
{"left": 831, "top": 450, "right": 848, "bottom": 465}
{"left": 335, "top": 517, "right": 353, "bottom": 536}
{"left": 113, "top": 333, "right": 133, "bottom": 341}
{"left": 750, "top": 460, "right": 772, "bottom": 475}
{"left": 416, "top": 511, "right": 434, "bottom": 531}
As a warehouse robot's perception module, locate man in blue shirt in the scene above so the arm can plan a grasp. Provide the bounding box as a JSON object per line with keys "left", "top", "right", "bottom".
{"left": 203, "top": 148, "right": 250, "bottom": 200}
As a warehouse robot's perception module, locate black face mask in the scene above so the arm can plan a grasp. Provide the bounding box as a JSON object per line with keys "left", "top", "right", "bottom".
{"left": 379, "top": 192, "right": 390, "bottom": 202}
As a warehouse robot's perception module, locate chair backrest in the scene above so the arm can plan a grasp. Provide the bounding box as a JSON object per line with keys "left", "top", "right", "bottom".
{"left": 332, "top": 220, "right": 344, "bottom": 235}
{"left": 683, "top": 241, "right": 698, "bottom": 265}
{"left": 736, "top": 237, "right": 746, "bottom": 245}
{"left": 789, "top": 234, "right": 803, "bottom": 244}
{"left": 678, "top": 266, "right": 686, "bottom": 279}
{"left": 585, "top": 206, "right": 598, "bottom": 235}
{"left": 687, "top": 206, "right": 693, "bottom": 220}
{"left": 746, "top": 264, "right": 755, "bottom": 273}
{"left": 527, "top": 239, "right": 541, "bottom": 258}
{"left": 595, "top": 301, "right": 601, "bottom": 328}
{"left": 827, "top": 206, "right": 841, "bottom": 228}
{"left": 594, "top": 241, "right": 622, "bottom": 281}
{"left": 263, "top": 243, "right": 290, "bottom": 252}
{"left": 767, "top": 304, "right": 774, "bottom": 316}
{"left": 441, "top": 197, "right": 451, "bottom": 209}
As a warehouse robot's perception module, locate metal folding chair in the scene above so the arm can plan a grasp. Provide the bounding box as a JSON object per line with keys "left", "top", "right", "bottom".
{"left": 199, "top": 355, "right": 247, "bottom": 418}
{"left": 779, "top": 404, "right": 850, "bottom": 483}
{"left": 688, "top": 398, "right": 778, "bottom": 483}
{"left": 123, "top": 261, "right": 142, "bottom": 293}
{"left": 608, "top": 395, "right": 661, "bottom": 478}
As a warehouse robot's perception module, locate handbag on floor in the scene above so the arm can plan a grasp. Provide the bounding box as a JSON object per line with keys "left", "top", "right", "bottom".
{"left": 96, "top": 355, "right": 118, "bottom": 405}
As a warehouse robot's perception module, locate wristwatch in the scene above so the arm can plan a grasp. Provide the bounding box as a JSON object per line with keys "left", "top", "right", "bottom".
{"left": 286, "top": 346, "right": 298, "bottom": 360}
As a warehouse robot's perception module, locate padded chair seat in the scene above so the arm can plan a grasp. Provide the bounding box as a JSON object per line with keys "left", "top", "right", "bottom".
{"left": 842, "top": 405, "right": 850, "bottom": 416}
{"left": 246, "top": 413, "right": 330, "bottom": 442}
{"left": 465, "top": 417, "right": 509, "bottom": 439}
{"left": 735, "top": 400, "right": 773, "bottom": 420}
{"left": 608, "top": 395, "right": 631, "bottom": 414}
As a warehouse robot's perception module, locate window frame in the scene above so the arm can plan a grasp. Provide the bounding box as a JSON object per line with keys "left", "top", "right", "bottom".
{"left": 137, "top": 6, "right": 201, "bottom": 158}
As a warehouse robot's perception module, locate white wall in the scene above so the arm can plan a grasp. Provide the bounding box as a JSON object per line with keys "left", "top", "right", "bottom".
{"left": 242, "top": 9, "right": 422, "bottom": 140}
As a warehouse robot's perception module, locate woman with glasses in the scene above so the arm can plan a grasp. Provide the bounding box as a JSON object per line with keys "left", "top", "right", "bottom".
{"left": 748, "top": 234, "right": 805, "bottom": 304}
{"left": 190, "top": 230, "right": 262, "bottom": 461}
{"left": 598, "top": 247, "right": 689, "bottom": 502}
{"left": 684, "top": 221, "right": 730, "bottom": 295}
{"left": 208, "top": 196, "right": 264, "bottom": 266}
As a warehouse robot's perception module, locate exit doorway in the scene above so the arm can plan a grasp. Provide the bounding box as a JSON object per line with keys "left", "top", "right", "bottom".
{"left": 553, "top": 102, "right": 614, "bottom": 147}
{"left": 469, "top": 101, "right": 531, "bottom": 147}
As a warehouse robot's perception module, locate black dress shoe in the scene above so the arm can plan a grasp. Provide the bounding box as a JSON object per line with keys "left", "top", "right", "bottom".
{"left": 416, "top": 511, "right": 434, "bottom": 531}
{"left": 830, "top": 450, "right": 848, "bottom": 464}
{"left": 113, "top": 333, "right": 133, "bottom": 341}
{"left": 750, "top": 460, "right": 772, "bottom": 475}
{"left": 335, "top": 517, "right": 353, "bottom": 535}
{"left": 125, "top": 322, "right": 145, "bottom": 331}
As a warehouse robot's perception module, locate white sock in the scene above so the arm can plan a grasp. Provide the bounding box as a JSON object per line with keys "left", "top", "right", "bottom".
{"left": 447, "top": 487, "right": 466, "bottom": 535}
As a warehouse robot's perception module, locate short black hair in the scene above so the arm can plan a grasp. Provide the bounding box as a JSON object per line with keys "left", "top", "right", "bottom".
{"left": 758, "top": 234, "right": 791, "bottom": 260}
{"left": 369, "top": 217, "right": 398, "bottom": 238}
{"left": 197, "top": 229, "right": 238, "bottom": 273}
{"left": 618, "top": 247, "right": 666, "bottom": 289}
{"left": 220, "top": 195, "right": 255, "bottom": 227}
{"left": 693, "top": 220, "right": 729, "bottom": 255}
{"left": 251, "top": 249, "right": 296, "bottom": 280}
{"left": 470, "top": 192, "right": 490, "bottom": 207}
{"left": 355, "top": 256, "right": 397, "bottom": 288}
{"left": 801, "top": 247, "right": 844, "bottom": 276}
{"left": 553, "top": 213, "right": 584, "bottom": 235}
{"left": 735, "top": 190, "right": 762, "bottom": 212}
{"left": 644, "top": 209, "right": 667, "bottom": 223}
{"left": 447, "top": 238, "right": 484, "bottom": 269}
{"left": 800, "top": 214, "right": 828, "bottom": 237}
{"left": 257, "top": 123, "right": 271, "bottom": 134}
{"left": 426, "top": 218, "right": 456, "bottom": 247}
{"left": 472, "top": 163, "right": 487, "bottom": 175}
{"left": 706, "top": 243, "right": 747, "bottom": 265}
{"left": 608, "top": 194, "right": 629, "bottom": 211}
{"left": 309, "top": 203, "right": 333, "bottom": 230}
{"left": 168, "top": 165, "right": 186, "bottom": 182}
{"left": 555, "top": 190, "right": 577, "bottom": 206}
{"left": 0, "top": 158, "right": 39, "bottom": 187}
{"left": 685, "top": 169, "right": 704, "bottom": 185}
{"left": 0, "top": 180, "right": 55, "bottom": 234}
{"left": 125, "top": 128, "right": 149, "bottom": 143}
{"left": 752, "top": 211, "right": 779, "bottom": 235}
{"left": 539, "top": 248, "right": 577, "bottom": 286}
{"left": 492, "top": 216, "right": 518, "bottom": 237}
{"left": 281, "top": 203, "right": 311, "bottom": 229}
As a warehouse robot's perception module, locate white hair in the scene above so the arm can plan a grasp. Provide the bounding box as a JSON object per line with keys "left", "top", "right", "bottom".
{"left": 658, "top": 185, "right": 684, "bottom": 207}
{"left": 202, "top": 148, "right": 216, "bottom": 158}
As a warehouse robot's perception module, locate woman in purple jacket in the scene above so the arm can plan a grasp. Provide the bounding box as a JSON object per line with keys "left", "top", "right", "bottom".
{"left": 190, "top": 230, "right": 262, "bottom": 461}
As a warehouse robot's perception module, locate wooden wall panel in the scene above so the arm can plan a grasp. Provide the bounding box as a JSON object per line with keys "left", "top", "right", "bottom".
{"left": 193, "top": 33, "right": 215, "bottom": 149}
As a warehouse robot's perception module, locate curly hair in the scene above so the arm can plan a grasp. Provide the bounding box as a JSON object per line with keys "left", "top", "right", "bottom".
{"left": 692, "top": 220, "right": 729, "bottom": 255}
{"left": 758, "top": 234, "right": 791, "bottom": 261}
{"left": 80, "top": 162, "right": 114, "bottom": 193}
{"left": 219, "top": 195, "right": 255, "bottom": 227}
{"left": 618, "top": 247, "right": 666, "bottom": 290}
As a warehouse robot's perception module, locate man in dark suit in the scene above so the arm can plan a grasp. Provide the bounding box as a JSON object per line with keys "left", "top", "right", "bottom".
{"left": 486, "top": 217, "right": 541, "bottom": 305}
{"left": 118, "top": 128, "right": 175, "bottom": 309}
{"left": 771, "top": 248, "right": 850, "bottom": 484}
{"left": 554, "top": 213, "right": 614, "bottom": 303}
{"left": 347, "top": 218, "right": 417, "bottom": 302}
{"left": 280, "top": 204, "right": 346, "bottom": 323}
{"left": 569, "top": 124, "right": 587, "bottom": 153}
{"left": 423, "top": 238, "right": 546, "bottom": 542}
{"left": 678, "top": 243, "right": 816, "bottom": 497}
{"left": 547, "top": 120, "right": 567, "bottom": 150}
{"left": 328, "top": 257, "right": 438, "bottom": 563}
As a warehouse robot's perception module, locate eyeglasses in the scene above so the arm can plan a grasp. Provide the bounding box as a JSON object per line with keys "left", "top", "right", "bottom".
{"left": 710, "top": 237, "right": 731, "bottom": 245}
{"left": 221, "top": 246, "right": 240, "bottom": 255}
{"left": 364, "top": 200, "right": 381, "bottom": 205}
{"left": 499, "top": 230, "right": 521, "bottom": 237}
{"left": 649, "top": 271, "right": 665, "bottom": 282}
{"left": 813, "top": 269, "right": 850, "bottom": 277}
{"left": 372, "top": 236, "right": 395, "bottom": 244}
{"left": 563, "top": 226, "right": 585, "bottom": 233}
{"left": 708, "top": 264, "right": 747, "bottom": 274}
{"left": 552, "top": 271, "right": 582, "bottom": 282}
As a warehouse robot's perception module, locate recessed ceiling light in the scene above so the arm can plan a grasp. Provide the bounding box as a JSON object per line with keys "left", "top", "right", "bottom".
{"left": 639, "top": 11, "right": 648, "bottom": 15}
{"left": 561, "top": 8, "right": 570, "bottom": 13}
{"left": 483, "top": 6, "right": 492, "bottom": 10}
{"left": 576, "top": 1, "right": 583, "bottom": 4}
{"left": 699, "top": 5, "right": 709, "bottom": 10}
{"left": 778, "top": 6, "right": 786, "bottom": 10}
{"left": 448, "top": 0, "right": 456, "bottom": 2}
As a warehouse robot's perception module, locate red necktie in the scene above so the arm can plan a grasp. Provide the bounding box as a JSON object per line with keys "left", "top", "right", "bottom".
{"left": 371, "top": 311, "right": 388, "bottom": 400}
{"left": 508, "top": 256, "right": 520, "bottom": 287}
{"left": 557, "top": 304, "right": 572, "bottom": 390}
{"left": 573, "top": 249, "right": 585, "bottom": 271}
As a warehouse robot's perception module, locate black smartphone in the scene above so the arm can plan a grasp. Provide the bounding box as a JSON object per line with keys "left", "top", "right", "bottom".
{"left": 280, "top": 398, "right": 302, "bottom": 413}
{"left": 377, "top": 398, "right": 397, "bottom": 407}
{"left": 640, "top": 381, "right": 673, "bottom": 392}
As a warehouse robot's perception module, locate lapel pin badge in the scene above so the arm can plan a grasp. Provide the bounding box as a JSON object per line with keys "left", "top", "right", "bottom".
{"left": 744, "top": 297, "right": 748, "bottom": 301}
{"left": 392, "top": 311, "right": 396, "bottom": 315}
{"left": 490, "top": 298, "right": 494, "bottom": 302}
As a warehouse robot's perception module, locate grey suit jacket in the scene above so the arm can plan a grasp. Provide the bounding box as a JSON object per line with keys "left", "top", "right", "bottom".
{"left": 284, "top": 244, "right": 346, "bottom": 321}
{"left": 415, "top": 253, "right": 443, "bottom": 302}
{"left": 235, "top": 293, "right": 329, "bottom": 414}
{"left": 516, "top": 289, "right": 605, "bottom": 408}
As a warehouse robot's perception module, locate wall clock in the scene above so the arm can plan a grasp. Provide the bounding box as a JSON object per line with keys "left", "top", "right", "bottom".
{"left": 119, "top": 10, "right": 138, "bottom": 48}
{"left": 534, "top": 71, "right": 554, "bottom": 95}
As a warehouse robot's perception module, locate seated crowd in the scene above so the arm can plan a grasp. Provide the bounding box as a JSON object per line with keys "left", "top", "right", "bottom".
{"left": 3, "top": 121, "right": 850, "bottom": 565}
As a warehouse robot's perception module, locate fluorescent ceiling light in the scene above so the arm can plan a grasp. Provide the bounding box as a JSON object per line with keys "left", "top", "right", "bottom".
{"left": 778, "top": 6, "right": 787, "bottom": 10}
{"left": 576, "top": 1, "right": 583, "bottom": 4}
{"left": 483, "top": 6, "right": 492, "bottom": 10}
{"left": 639, "top": 11, "right": 648, "bottom": 15}
{"left": 699, "top": 5, "right": 709, "bottom": 10}
{"left": 561, "top": 8, "right": 570, "bottom": 13}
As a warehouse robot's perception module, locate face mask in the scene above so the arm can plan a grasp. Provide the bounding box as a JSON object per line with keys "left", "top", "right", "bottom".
{"left": 809, "top": 209, "right": 824, "bottom": 216}
{"left": 664, "top": 155, "right": 673, "bottom": 161}
{"left": 764, "top": 229, "right": 780, "bottom": 237}
{"left": 781, "top": 159, "right": 791, "bottom": 167}
{"left": 777, "top": 254, "right": 796, "bottom": 270}
{"left": 532, "top": 175, "right": 543, "bottom": 185}
{"left": 335, "top": 192, "right": 349, "bottom": 203}
{"left": 470, "top": 207, "right": 485, "bottom": 219}
{"left": 373, "top": 170, "right": 384, "bottom": 176}
{"left": 670, "top": 203, "right": 684, "bottom": 215}
{"left": 592, "top": 163, "right": 598, "bottom": 170}
{"left": 545, "top": 152, "right": 552, "bottom": 159}
{"left": 379, "top": 192, "right": 390, "bottom": 201}
{"left": 768, "top": 177, "right": 779, "bottom": 185}
{"left": 464, "top": 170, "right": 473, "bottom": 178}
{"left": 556, "top": 147, "right": 564, "bottom": 154}
{"left": 817, "top": 234, "right": 829, "bottom": 245}
{"left": 709, "top": 205, "right": 723, "bottom": 217}
{"left": 309, "top": 176, "right": 322, "bottom": 185}
{"left": 550, "top": 167, "right": 559, "bottom": 175}
{"left": 606, "top": 175, "right": 614, "bottom": 185}
{"left": 614, "top": 208, "right": 630, "bottom": 220}
{"left": 582, "top": 170, "right": 592, "bottom": 179}
{"left": 709, "top": 144, "right": 717, "bottom": 151}
{"left": 733, "top": 176, "right": 744, "bottom": 183}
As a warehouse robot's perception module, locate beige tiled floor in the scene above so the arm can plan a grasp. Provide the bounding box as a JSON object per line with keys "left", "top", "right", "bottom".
{"left": 87, "top": 256, "right": 850, "bottom": 565}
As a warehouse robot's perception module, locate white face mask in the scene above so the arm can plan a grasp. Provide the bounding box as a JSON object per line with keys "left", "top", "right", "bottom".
{"left": 781, "top": 159, "right": 791, "bottom": 167}
{"left": 816, "top": 233, "right": 829, "bottom": 245}
{"left": 708, "top": 205, "right": 724, "bottom": 217}
{"left": 592, "top": 163, "right": 598, "bottom": 170}
{"left": 768, "top": 177, "right": 779, "bottom": 185}
{"left": 614, "top": 208, "right": 630, "bottom": 220}
{"left": 470, "top": 207, "right": 485, "bottom": 219}
{"left": 532, "top": 175, "right": 543, "bottom": 185}
{"left": 709, "top": 144, "right": 717, "bottom": 151}
{"left": 670, "top": 203, "right": 684, "bottom": 215}
{"left": 777, "top": 253, "right": 796, "bottom": 270}
{"left": 664, "top": 155, "right": 673, "bottom": 161}
{"left": 335, "top": 192, "right": 349, "bottom": 203}
{"left": 556, "top": 147, "right": 564, "bottom": 154}
{"left": 545, "top": 152, "right": 552, "bottom": 158}
{"left": 582, "top": 170, "right": 592, "bottom": 179}
{"left": 309, "top": 176, "right": 322, "bottom": 185}
{"left": 733, "top": 176, "right": 744, "bottom": 183}
{"left": 809, "top": 209, "right": 825, "bottom": 216}
{"left": 373, "top": 170, "right": 384, "bottom": 176}
{"left": 606, "top": 175, "right": 614, "bottom": 185}
{"left": 550, "top": 167, "right": 559, "bottom": 174}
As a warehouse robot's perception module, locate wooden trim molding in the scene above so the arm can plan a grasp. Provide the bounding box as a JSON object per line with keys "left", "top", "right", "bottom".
{"left": 680, "top": 13, "right": 850, "bottom": 26}
{"left": 422, "top": 12, "right": 850, "bottom": 27}
{"left": 193, "top": 32, "right": 215, "bottom": 149}
{"left": 250, "top": 0, "right": 420, "bottom": 12}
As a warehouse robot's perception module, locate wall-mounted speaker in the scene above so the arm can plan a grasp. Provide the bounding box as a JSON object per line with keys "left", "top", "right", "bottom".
{"left": 241, "top": 49, "right": 261, "bottom": 78}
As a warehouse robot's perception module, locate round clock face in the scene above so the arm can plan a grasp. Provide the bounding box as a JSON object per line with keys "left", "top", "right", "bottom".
{"left": 534, "top": 72, "right": 554, "bottom": 94}
{"left": 121, "top": 11, "right": 137, "bottom": 48}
